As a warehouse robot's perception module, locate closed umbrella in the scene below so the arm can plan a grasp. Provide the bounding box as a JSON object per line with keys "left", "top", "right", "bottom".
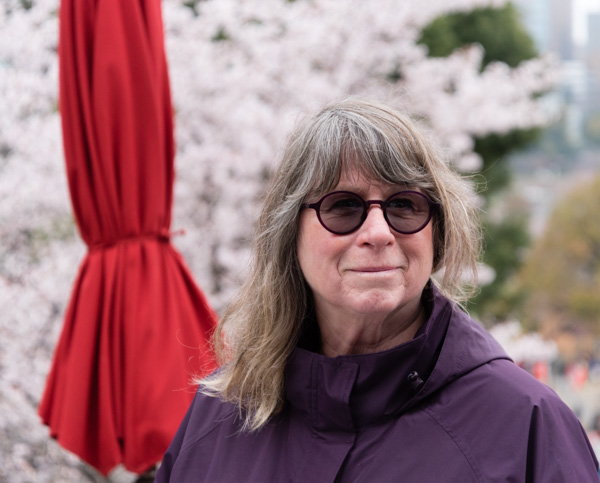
{"left": 38, "top": 0, "right": 217, "bottom": 475}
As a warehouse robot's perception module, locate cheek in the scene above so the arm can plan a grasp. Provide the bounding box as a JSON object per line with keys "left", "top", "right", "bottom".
{"left": 405, "top": 227, "right": 435, "bottom": 271}
{"left": 297, "top": 216, "right": 322, "bottom": 283}
{"left": 297, "top": 216, "right": 345, "bottom": 284}
{"left": 296, "top": 213, "right": 312, "bottom": 267}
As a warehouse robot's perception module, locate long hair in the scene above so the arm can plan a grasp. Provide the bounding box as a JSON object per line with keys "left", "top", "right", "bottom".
{"left": 200, "top": 98, "right": 481, "bottom": 430}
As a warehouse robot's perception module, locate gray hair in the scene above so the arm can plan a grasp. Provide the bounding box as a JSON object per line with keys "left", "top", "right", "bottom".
{"left": 201, "top": 98, "right": 481, "bottom": 430}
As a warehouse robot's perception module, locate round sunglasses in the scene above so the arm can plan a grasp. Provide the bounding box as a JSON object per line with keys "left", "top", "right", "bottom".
{"left": 301, "top": 190, "right": 438, "bottom": 235}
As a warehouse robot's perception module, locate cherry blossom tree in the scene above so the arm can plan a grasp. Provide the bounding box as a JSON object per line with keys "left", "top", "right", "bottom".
{"left": 0, "top": 0, "right": 557, "bottom": 479}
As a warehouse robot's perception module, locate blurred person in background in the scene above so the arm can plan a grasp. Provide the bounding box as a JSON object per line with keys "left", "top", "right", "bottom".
{"left": 156, "top": 99, "right": 599, "bottom": 482}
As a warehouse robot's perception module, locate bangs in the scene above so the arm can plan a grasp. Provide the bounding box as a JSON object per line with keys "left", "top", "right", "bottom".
{"left": 302, "top": 110, "right": 435, "bottom": 200}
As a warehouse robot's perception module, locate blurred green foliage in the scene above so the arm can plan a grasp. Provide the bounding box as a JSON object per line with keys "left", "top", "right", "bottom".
{"left": 418, "top": 3, "right": 547, "bottom": 322}
{"left": 418, "top": 3, "right": 537, "bottom": 69}
{"left": 519, "top": 175, "right": 600, "bottom": 333}
{"left": 474, "top": 128, "right": 541, "bottom": 196}
{"left": 476, "top": 214, "right": 531, "bottom": 322}
{"left": 183, "top": 0, "right": 202, "bottom": 16}
{"left": 212, "top": 25, "right": 231, "bottom": 42}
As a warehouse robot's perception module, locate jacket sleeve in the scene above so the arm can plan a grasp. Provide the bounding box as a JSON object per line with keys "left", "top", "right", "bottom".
{"left": 526, "top": 394, "right": 599, "bottom": 482}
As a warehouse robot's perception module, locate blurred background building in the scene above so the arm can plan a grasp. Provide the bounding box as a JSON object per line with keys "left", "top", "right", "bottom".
{"left": 514, "top": 0, "right": 600, "bottom": 150}
{"left": 510, "top": 0, "right": 600, "bottom": 235}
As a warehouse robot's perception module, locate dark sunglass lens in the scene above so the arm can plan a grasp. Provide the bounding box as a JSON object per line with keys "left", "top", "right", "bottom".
{"left": 385, "top": 192, "right": 430, "bottom": 233}
{"left": 319, "top": 192, "right": 364, "bottom": 233}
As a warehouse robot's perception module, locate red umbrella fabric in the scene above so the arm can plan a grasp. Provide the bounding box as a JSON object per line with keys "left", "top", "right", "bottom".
{"left": 38, "top": 0, "right": 217, "bottom": 475}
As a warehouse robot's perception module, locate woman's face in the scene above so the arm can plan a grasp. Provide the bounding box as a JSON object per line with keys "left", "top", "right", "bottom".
{"left": 297, "top": 168, "right": 434, "bottom": 328}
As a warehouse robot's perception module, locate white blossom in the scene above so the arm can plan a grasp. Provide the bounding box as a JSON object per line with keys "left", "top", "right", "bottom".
{"left": 0, "top": 0, "right": 558, "bottom": 478}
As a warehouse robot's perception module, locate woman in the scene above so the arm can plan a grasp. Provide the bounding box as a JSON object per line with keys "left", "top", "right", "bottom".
{"left": 156, "top": 99, "right": 599, "bottom": 482}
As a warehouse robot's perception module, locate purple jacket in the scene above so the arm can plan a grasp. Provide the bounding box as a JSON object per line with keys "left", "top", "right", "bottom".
{"left": 156, "top": 287, "right": 599, "bottom": 482}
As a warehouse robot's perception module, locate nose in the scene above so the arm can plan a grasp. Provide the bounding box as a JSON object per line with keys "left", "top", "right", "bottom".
{"left": 356, "top": 205, "right": 395, "bottom": 247}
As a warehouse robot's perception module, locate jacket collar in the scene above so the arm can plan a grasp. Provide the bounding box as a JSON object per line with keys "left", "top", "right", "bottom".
{"left": 285, "top": 284, "right": 511, "bottom": 433}
{"left": 285, "top": 284, "right": 452, "bottom": 432}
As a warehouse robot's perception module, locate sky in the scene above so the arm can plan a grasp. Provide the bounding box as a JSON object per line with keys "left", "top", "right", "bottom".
{"left": 572, "top": 0, "right": 600, "bottom": 45}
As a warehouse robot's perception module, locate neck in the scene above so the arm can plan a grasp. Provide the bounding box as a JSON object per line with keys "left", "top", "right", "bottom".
{"left": 318, "top": 302, "right": 426, "bottom": 357}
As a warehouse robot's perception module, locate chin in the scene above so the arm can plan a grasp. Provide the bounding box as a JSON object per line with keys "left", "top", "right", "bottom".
{"left": 347, "top": 293, "right": 408, "bottom": 315}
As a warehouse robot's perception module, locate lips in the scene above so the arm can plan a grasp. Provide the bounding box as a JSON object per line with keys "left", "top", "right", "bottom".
{"left": 350, "top": 266, "right": 398, "bottom": 273}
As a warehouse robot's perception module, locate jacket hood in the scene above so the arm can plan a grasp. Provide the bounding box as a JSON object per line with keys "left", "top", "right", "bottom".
{"left": 415, "top": 287, "right": 512, "bottom": 402}
{"left": 285, "top": 283, "right": 511, "bottom": 432}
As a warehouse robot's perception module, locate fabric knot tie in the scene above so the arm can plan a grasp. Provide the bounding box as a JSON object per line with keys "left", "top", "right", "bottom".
{"left": 87, "top": 228, "right": 185, "bottom": 251}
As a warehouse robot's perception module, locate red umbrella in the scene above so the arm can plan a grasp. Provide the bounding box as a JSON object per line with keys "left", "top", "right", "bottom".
{"left": 38, "top": 0, "right": 217, "bottom": 475}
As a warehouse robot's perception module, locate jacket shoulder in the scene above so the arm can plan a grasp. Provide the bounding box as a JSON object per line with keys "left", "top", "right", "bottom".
{"left": 423, "top": 359, "right": 599, "bottom": 481}
{"left": 180, "top": 389, "right": 240, "bottom": 449}
{"left": 156, "top": 389, "right": 240, "bottom": 481}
